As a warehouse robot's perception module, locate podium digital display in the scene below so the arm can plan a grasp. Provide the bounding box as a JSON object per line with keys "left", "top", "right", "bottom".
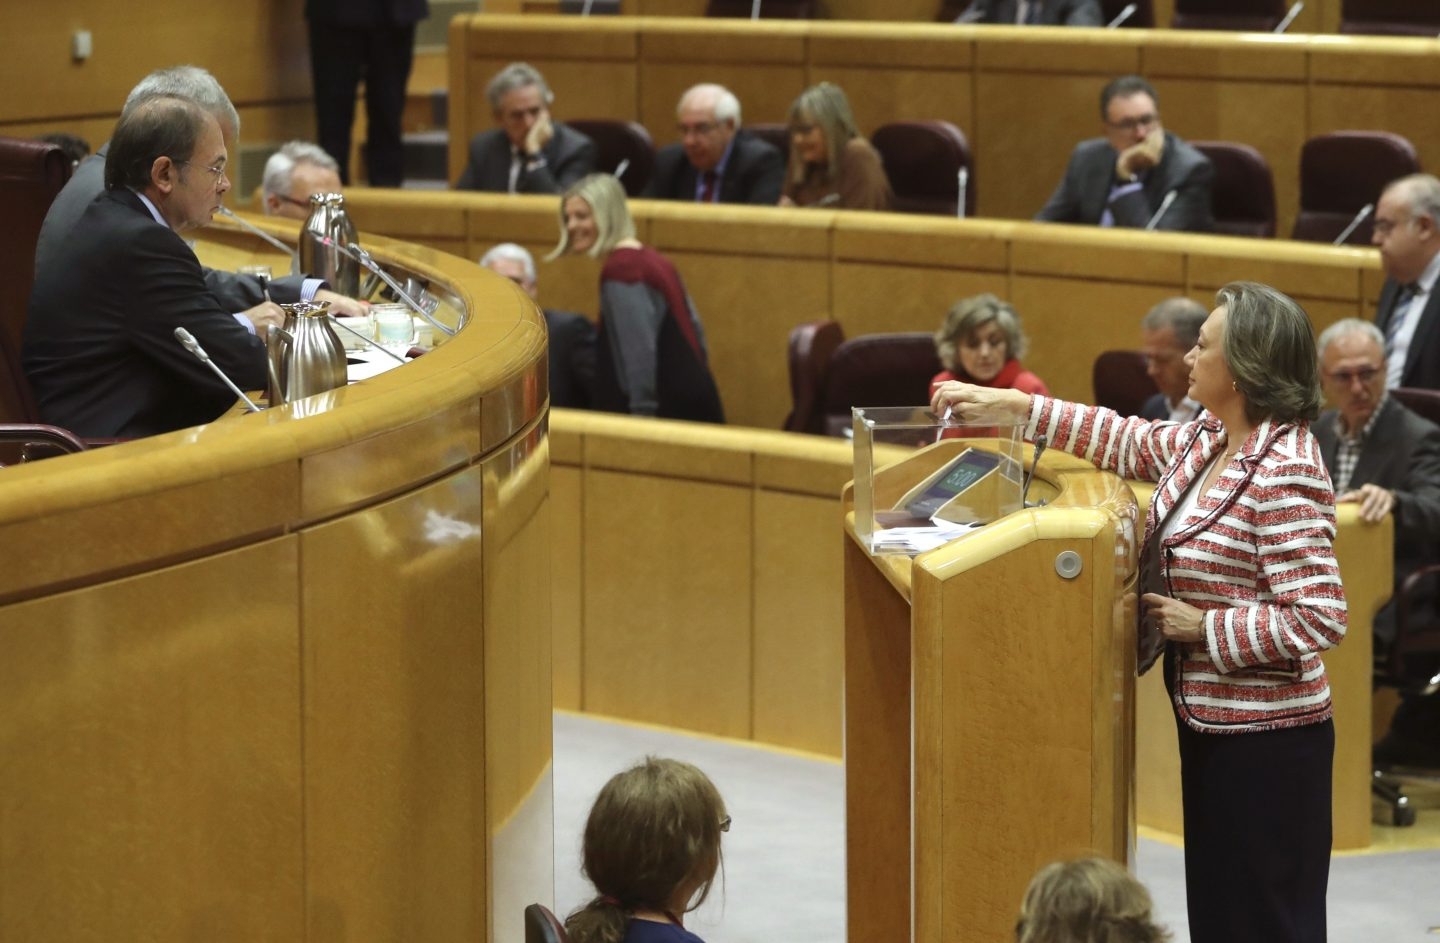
{"left": 901, "top": 449, "right": 1002, "bottom": 521}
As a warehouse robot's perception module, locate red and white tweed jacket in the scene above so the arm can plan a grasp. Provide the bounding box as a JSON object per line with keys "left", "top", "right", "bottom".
{"left": 1028, "top": 396, "right": 1347, "bottom": 733}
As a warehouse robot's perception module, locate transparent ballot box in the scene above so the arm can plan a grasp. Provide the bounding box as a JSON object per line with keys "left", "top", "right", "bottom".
{"left": 851, "top": 406, "right": 1025, "bottom": 555}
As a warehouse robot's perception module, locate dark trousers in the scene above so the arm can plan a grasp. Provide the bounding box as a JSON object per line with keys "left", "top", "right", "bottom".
{"left": 307, "top": 21, "right": 416, "bottom": 187}
{"left": 1176, "top": 716, "right": 1333, "bottom": 943}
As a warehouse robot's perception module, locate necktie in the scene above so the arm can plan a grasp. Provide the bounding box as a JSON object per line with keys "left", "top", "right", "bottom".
{"left": 1384, "top": 282, "right": 1419, "bottom": 357}
{"left": 699, "top": 170, "right": 718, "bottom": 204}
{"left": 1025, "top": 0, "right": 1043, "bottom": 23}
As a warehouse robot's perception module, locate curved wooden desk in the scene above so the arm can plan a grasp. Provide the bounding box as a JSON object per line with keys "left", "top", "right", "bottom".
{"left": 0, "top": 217, "right": 551, "bottom": 943}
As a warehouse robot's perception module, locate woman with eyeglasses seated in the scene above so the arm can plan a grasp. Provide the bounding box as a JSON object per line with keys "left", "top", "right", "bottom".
{"left": 565, "top": 757, "right": 730, "bottom": 943}
{"left": 931, "top": 294, "right": 1049, "bottom": 399}
{"left": 778, "top": 82, "right": 892, "bottom": 212}
{"left": 549, "top": 173, "right": 724, "bottom": 424}
{"left": 1015, "top": 856, "right": 1171, "bottom": 943}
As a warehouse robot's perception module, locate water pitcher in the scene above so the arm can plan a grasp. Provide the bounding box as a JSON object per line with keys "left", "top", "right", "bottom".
{"left": 297, "top": 192, "right": 360, "bottom": 297}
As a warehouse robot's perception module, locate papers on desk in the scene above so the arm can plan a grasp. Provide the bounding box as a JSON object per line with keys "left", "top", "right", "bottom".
{"left": 868, "top": 519, "right": 983, "bottom": 555}
{"left": 346, "top": 346, "right": 410, "bottom": 383}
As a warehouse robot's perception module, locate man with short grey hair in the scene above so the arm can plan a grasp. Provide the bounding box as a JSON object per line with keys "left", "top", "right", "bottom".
{"left": 455, "top": 63, "right": 596, "bottom": 193}
{"left": 1138, "top": 296, "right": 1208, "bottom": 421}
{"left": 1372, "top": 173, "right": 1440, "bottom": 391}
{"left": 262, "top": 141, "right": 343, "bottom": 220}
{"left": 643, "top": 83, "right": 783, "bottom": 206}
{"left": 479, "top": 242, "right": 594, "bottom": 408}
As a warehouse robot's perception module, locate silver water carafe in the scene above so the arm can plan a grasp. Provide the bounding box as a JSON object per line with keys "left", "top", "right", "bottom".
{"left": 266, "top": 301, "right": 348, "bottom": 406}
{"left": 297, "top": 192, "right": 360, "bottom": 297}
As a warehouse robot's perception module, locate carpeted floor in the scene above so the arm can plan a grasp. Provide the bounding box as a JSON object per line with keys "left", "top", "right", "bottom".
{"left": 552, "top": 710, "right": 1440, "bottom": 943}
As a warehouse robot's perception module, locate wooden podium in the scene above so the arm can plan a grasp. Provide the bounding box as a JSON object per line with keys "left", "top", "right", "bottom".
{"left": 844, "top": 447, "right": 1138, "bottom": 943}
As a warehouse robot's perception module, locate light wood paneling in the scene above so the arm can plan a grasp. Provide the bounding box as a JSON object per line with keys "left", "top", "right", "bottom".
{"left": 552, "top": 464, "right": 584, "bottom": 711}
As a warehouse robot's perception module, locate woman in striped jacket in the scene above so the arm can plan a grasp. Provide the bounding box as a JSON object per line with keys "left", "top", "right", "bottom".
{"left": 932, "top": 281, "right": 1344, "bottom": 943}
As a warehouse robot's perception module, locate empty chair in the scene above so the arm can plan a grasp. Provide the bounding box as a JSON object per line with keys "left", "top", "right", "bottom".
{"left": 566, "top": 119, "right": 655, "bottom": 197}
{"left": 1191, "top": 141, "right": 1276, "bottom": 238}
{"left": 871, "top": 120, "right": 975, "bottom": 217}
{"left": 706, "top": 0, "right": 814, "bottom": 16}
{"left": 1092, "top": 350, "right": 1158, "bottom": 417}
{"left": 1291, "top": 131, "right": 1420, "bottom": 245}
{"left": 1172, "top": 0, "right": 1287, "bottom": 30}
{"left": 818, "top": 332, "right": 942, "bottom": 437}
{"left": 524, "top": 904, "right": 570, "bottom": 943}
{"left": 1371, "top": 558, "right": 1440, "bottom": 826}
{"left": 746, "top": 122, "right": 790, "bottom": 164}
{"left": 784, "top": 319, "right": 846, "bottom": 433}
{"left": 1341, "top": 0, "right": 1440, "bottom": 36}
{"left": 1393, "top": 387, "right": 1440, "bottom": 428}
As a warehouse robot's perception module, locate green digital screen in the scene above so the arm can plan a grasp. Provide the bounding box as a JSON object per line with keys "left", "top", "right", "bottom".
{"left": 905, "top": 450, "right": 1001, "bottom": 519}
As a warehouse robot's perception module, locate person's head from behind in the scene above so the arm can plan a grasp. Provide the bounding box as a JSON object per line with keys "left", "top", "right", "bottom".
{"left": 1140, "top": 297, "right": 1208, "bottom": 405}
{"left": 1099, "top": 75, "right": 1160, "bottom": 154}
{"left": 565, "top": 757, "right": 728, "bottom": 943}
{"left": 262, "top": 141, "right": 342, "bottom": 219}
{"left": 787, "top": 82, "right": 860, "bottom": 179}
{"left": 1316, "top": 318, "right": 1387, "bottom": 433}
{"left": 124, "top": 65, "right": 241, "bottom": 152}
{"left": 488, "top": 62, "right": 553, "bottom": 151}
{"left": 1373, "top": 173, "right": 1440, "bottom": 284}
{"left": 935, "top": 294, "right": 1028, "bottom": 384}
{"left": 480, "top": 242, "right": 539, "bottom": 301}
{"left": 677, "top": 84, "right": 742, "bottom": 173}
{"left": 549, "top": 173, "right": 636, "bottom": 260}
{"left": 105, "top": 95, "right": 230, "bottom": 234}
{"left": 1016, "top": 856, "right": 1170, "bottom": 943}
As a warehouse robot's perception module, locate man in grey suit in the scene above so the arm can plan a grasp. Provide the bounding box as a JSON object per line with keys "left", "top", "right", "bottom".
{"left": 1036, "top": 75, "right": 1214, "bottom": 232}
{"left": 643, "top": 84, "right": 784, "bottom": 206}
{"left": 1312, "top": 318, "right": 1440, "bottom": 768}
{"left": 1372, "top": 173, "right": 1440, "bottom": 392}
{"left": 955, "top": 0, "right": 1103, "bottom": 25}
{"left": 455, "top": 62, "right": 596, "bottom": 194}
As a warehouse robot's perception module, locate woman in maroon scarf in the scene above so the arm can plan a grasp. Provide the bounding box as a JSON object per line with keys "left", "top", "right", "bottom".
{"left": 930, "top": 293, "right": 1049, "bottom": 398}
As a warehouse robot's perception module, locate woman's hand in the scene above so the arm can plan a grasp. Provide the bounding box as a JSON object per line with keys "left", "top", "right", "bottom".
{"left": 929, "top": 381, "right": 1030, "bottom": 425}
{"left": 1141, "top": 592, "right": 1205, "bottom": 643}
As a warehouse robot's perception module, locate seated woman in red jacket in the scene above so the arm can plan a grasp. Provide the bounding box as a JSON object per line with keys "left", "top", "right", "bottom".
{"left": 930, "top": 293, "right": 1049, "bottom": 397}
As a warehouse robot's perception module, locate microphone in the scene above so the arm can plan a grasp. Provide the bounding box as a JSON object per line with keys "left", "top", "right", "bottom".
{"left": 324, "top": 238, "right": 458, "bottom": 337}
{"left": 1332, "top": 203, "right": 1373, "bottom": 246}
{"left": 174, "top": 327, "right": 262, "bottom": 412}
{"left": 814, "top": 192, "right": 842, "bottom": 207}
{"left": 751, "top": 0, "right": 762, "bottom": 18}
{"left": 1107, "top": 3, "right": 1137, "bottom": 27}
{"left": 956, "top": 166, "right": 969, "bottom": 219}
{"left": 217, "top": 207, "right": 301, "bottom": 276}
{"left": 1273, "top": 0, "right": 1303, "bottom": 33}
{"left": 1021, "top": 434, "right": 1049, "bottom": 509}
{"left": 613, "top": 158, "right": 630, "bottom": 181}
{"left": 581, "top": 0, "right": 595, "bottom": 12}
{"left": 329, "top": 315, "right": 408, "bottom": 363}
{"left": 1144, "top": 190, "right": 1178, "bottom": 231}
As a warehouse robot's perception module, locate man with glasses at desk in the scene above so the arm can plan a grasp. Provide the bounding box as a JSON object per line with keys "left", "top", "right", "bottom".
{"left": 1035, "top": 74, "right": 1213, "bottom": 233}
{"left": 643, "top": 83, "right": 784, "bottom": 207}
{"left": 261, "top": 141, "right": 343, "bottom": 221}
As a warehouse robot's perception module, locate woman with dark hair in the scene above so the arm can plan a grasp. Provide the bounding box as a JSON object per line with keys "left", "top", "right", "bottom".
{"left": 932, "top": 281, "right": 1345, "bottom": 943}
{"left": 931, "top": 293, "right": 1049, "bottom": 396}
{"left": 778, "top": 82, "right": 892, "bottom": 211}
{"left": 565, "top": 757, "right": 729, "bottom": 943}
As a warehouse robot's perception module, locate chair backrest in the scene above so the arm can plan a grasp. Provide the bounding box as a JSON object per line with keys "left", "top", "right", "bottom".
{"left": 1190, "top": 141, "right": 1276, "bottom": 238}
{"left": 746, "top": 123, "right": 790, "bottom": 164}
{"left": 566, "top": 120, "right": 655, "bottom": 197}
{"left": 1341, "top": 0, "right": 1440, "bottom": 36}
{"left": 0, "top": 136, "right": 71, "bottom": 423}
{"left": 935, "top": 0, "right": 968, "bottom": 19}
{"left": 1092, "top": 350, "right": 1157, "bottom": 417}
{"left": 706, "top": 0, "right": 814, "bottom": 16}
{"left": 1393, "top": 387, "right": 1440, "bottom": 429}
{"left": 1101, "top": 0, "right": 1156, "bottom": 26}
{"left": 1291, "top": 131, "right": 1420, "bottom": 245}
{"left": 784, "top": 319, "right": 846, "bottom": 433}
{"left": 1172, "top": 0, "right": 1286, "bottom": 30}
{"left": 820, "top": 332, "right": 942, "bottom": 437}
{"left": 524, "top": 904, "right": 570, "bottom": 943}
{"left": 871, "top": 120, "right": 975, "bottom": 217}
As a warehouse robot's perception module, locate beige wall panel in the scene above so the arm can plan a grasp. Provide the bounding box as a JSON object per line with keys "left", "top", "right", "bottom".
{"left": 807, "top": 67, "right": 974, "bottom": 141}
{"left": 582, "top": 469, "right": 753, "bottom": 737}
{"left": 0, "top": 541, "right": 303, "bottom": 941}
{"left": 753, "top": 438, "right": 856, "bottom": 499}
{"left": 1140, "top": 33, "right": 1309, "bottom": 82}
{"left": 640, "top": 20, "right": 808, "bottom": 64}
{"left": 1017, "top": 232, "right": 1186, "bottom": 285}
{"left": 753, "top": 490, "right": 845, "bottom": 755}
{"left": 1308, "top": 85, "right": 1439, "bottom": 187}
{"left": 639, "top": 62, "right": 807, "bottom": 133}
{"left": 582, "top": 417, "right": 755, "bottom": 482}
{"left": 1134, "top": 666, "right": 1183, "bottom": 834}
{"left": 1187, "top": 247, "right": 1366, "bottom": 301}
{"left": 808, "top": 26, "right": 976, "bottom": 70}
{"left": 830, "top": 262, "right": 1008, "bottom": 339}
{"left": 646, "top": 203, "right": 833, "bottom": 257}
{"left": 834, "top": 219, "right": 1012, "bottom": 272}
{"left": 345, "top": 190, "right": 470, "bottom": 241}
{"left": 1310, "top": 37, "right": 1440, "bottom": 86}
{"left": 552, "top": 464, "right": 584, "bottom": 711}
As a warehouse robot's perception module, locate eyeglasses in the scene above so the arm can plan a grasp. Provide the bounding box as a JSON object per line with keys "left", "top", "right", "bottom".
{"left": 1325, "top": 366, "right": 1382, "bottom": 385}
{"left": 1106, "top": 113, "right": 1158, "bottom": 133}
{"left": 719, "top": 814, "right": 731, "bottom": 833}
{"left": 1372, "top": 217, "right": 1412, "bottom": 238}
{"left": 274, "top": 193, "right": 312, "bottom": 210}
{"left": 176, "top": 159, "right": 228, "bottom": 189}
{"left": 678, "top": 121, "right": 720, "bottom": 137}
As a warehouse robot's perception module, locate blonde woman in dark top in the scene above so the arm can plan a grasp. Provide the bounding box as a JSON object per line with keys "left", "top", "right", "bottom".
{"left": 779, "top": 82, "right": 893, "bottom": 211}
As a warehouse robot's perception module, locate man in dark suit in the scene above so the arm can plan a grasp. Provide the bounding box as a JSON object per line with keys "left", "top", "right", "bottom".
{"left": 1036, "top": 75, "right": 1214, "bottom": 232}
{"left": 642, "top": 84, "right": 784, "bottom": 206}
{"left": 479, "top": 243, "right": 595, "bottom": 410}
{"left": 24, "top": 98, "right": 275, "bottom": 438}
{"left": 305, "top": 0, "right": 428, "bottom": 187}
{"left": 1372, "top": 173, "right": 1440, "bottom": 392}
{"left": 1312, "top": 318, "right": 1440, "bottom": 768}
{"left": 1138, "top": 297, "right": 1208, "bottom": 421}
{"left": 455, "top": 63, "right": 596, "bottom": 194}
{"left": 955, "top": 0, "right": 1103, "bottom": 25}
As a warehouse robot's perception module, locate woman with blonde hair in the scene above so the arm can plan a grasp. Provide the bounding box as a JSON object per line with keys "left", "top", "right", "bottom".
{"left": 550, "top": 173, "right": 724, "bottom": 423}
{"left": 778, "top": 82, "right": 892, "bottom": 211}
{"left": 1016, "top": 857, "right": 1170, "bottom": 943}
{"left": 931, "top": 293, "right": 1049, "bottom": 397}
{"left": 565, "top": 757, "right": 729, "bottom": 943}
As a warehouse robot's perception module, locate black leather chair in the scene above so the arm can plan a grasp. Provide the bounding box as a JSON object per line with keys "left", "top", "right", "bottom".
{"left": 1341, "top": 0, "right": 1440, "bottom": 36}
{"left": 567, "top": 119, "right": 656, "bottom": 197}
{"left": 1371, "top": 562, "right": 1440, "bottom": 826}
{"left": 871, "top": 120, "right": 975, "bottom": 217}
{"left": 784, "top": 319, "right": 846, "bottom": 433}
{"left": 1092, "top": 350, "right": 1158, "bottom": 418}
{"left": 524, "top": 904, "right": 570, "bottom": 943}
{"left": 706, "top": 0, "right": 814, "bottom": 16}
{"left": 1291, "top": 131, "right": 1421, "bottom": 245}
{"left": 1172, "top": 0, "right": 1286, "bottom": 30}
{"left": 1191, "top": 141, "right": 1277, "bottom": 238}
{"left": 818, "top": 333, "right": 942, "bottom": 437}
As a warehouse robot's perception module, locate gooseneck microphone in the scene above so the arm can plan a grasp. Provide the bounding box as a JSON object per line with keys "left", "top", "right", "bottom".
{"left": 957, "top": 167, "right": 969, "bottom": 219}
{"left": 751, "top": 0, "right": 762, "bottom": 19}
{"left": 1107, "top": 3, "right": 1137, "bottom": 28}
{"left": 217, "top": 207, "right": 302, "bottom": 276}
{"left": 1333, "top": 203, "right": 1374, "bottom": 246}
{"left": 1021, "top": 434, "right": 1049, "bottom": 509}
{"left": 329, "top": 316, "right": 408, "bottom": 363}
{"left": 174, "top": 327, "right": 263, "bottom": 412}
{"left": 1274, "top": 0, "right": 1303, "bottom": 33}
{"left": 323, "top": 238, "right": 458, "bottom": 337}
{"left": 1144, "top": 190, "right": 1178, "bottom": 231}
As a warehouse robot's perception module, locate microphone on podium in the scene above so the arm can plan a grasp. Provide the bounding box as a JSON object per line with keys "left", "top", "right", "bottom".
{"left": 1144, "top": 190, "right": 1179, "bottom": 231}
{"left": 1022, "top": 435, "right": 1049, "bottom": 509}
{"left": 174, "top": 327, "right": 263, "bottom": 412}
{"left": 1273, "top": 1, "right": 1303, "bottom": 33}
{"left": 956, "top": 167, "right": 969, "bottom": 219}
{"left": 751, "top": 0, "right": 762, "bottom": 19}
{"left": 1332, "top": 203, "right": 1374, "bottom": 246}
{"left": 217, "top": 207, "right": 302, "bottom": 276}
{"left": 322, "top": 238, "right": 457, "bottom": 338}
{"left": 1107, "top": 3, "right": 1137, "bottom": 28}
